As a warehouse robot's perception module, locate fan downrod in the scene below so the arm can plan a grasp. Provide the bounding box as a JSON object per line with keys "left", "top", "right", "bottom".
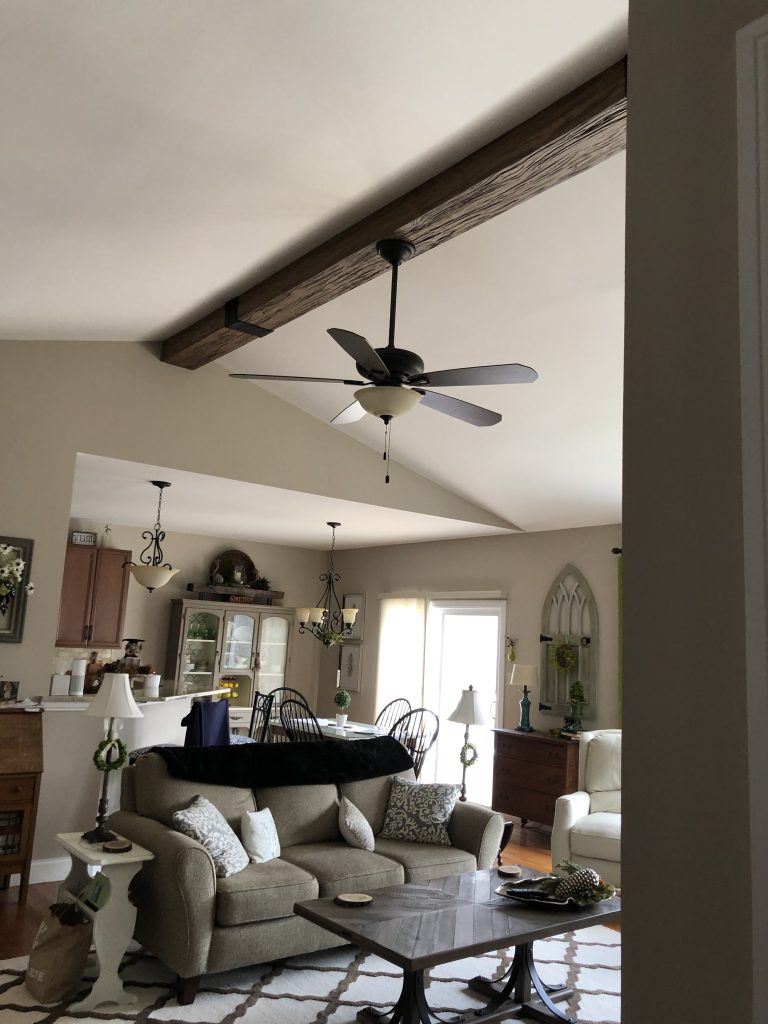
{"left": 376, "top": 239, "right": 415, "bottom": 266}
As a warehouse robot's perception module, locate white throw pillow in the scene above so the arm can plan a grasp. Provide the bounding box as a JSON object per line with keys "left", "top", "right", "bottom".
{"left": 173, "top": 795, "right": 249, "bottom": 878}
{"left": 339, "top": 796, "right": 375, "bottom": 851}
{"left": 241, "top": 808, "right": 281, "bottom": 863}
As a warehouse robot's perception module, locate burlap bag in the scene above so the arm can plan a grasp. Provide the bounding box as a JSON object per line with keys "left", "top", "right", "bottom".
{"left": 25, "top": 902, "right": 93, "bottom": 1003}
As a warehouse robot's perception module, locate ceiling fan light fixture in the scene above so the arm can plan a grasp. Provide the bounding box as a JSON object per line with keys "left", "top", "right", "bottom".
{"left": 354, "top": 386, "right": 421, "bottom": 419}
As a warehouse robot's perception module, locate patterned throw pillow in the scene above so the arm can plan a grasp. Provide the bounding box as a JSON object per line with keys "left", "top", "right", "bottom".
{"left": 173, "top": 795, "right": 249, "bottom": 877}
{"left": 379, "top": 777, "right": 461, "bottom": 846}
{"left": 241, "top": 808, "right": 281, "bottom": 863}
{"left": 339, "top": 796, "right": 375, "bottom": 851}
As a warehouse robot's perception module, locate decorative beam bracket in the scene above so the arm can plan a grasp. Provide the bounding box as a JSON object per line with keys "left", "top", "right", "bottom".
{"left": 224, "top": 299, "right": 274, "bottom": 339}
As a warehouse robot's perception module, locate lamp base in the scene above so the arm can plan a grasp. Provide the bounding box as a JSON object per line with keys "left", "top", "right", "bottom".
{"left": 514, "top": 725, "right": 534, "bottom": 733}
{"left": 81, "top": 824, "right": 117, "bottom": 844}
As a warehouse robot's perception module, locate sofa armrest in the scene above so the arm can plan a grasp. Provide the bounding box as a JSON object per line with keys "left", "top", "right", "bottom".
{"left": 551, "top": 791, "right": 591, "bottom": 869}
{"left": 109, "top": 809, "right": 217, "bottom": 978}
{"left": 447, "top": 802, "right": 505, "bottom": 868}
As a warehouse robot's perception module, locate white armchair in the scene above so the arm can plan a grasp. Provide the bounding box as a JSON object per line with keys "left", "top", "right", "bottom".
{"left": 551, "top": 729, "right": 621, "bottom": 887}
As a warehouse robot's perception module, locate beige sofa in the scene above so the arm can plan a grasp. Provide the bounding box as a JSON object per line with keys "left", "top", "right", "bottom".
{"left": 110, "top": 752, "right": 504, "bottom": 1004}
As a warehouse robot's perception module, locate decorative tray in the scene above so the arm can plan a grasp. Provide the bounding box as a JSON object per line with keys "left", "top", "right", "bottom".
{"left": 495, "top": 877, "right": 574, "bottom": 908}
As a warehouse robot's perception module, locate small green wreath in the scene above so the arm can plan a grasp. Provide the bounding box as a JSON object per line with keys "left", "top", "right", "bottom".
{"left": 93, "top": 737, "right": 128, "bottom": 772}
{"left": 459, "top": 742, "right": 479, "bottom": 768}
{"left": 552, "top": 643, "right": 578, "bottom": 672}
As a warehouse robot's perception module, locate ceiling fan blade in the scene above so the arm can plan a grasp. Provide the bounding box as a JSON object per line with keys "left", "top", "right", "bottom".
{"left": 328, "top": 329, "right": 389, "bottom": 377}
{"left": 330, "top": 400, "right": 366, "bottom": 425}
{"left": 416, "top": 389, "right": 502, "bottom": 426}
{"left": 413, "top": 363, "right": 538, "bottom": 387}
{"left": 229, "top": 373, "right": 364, "bottom": 385}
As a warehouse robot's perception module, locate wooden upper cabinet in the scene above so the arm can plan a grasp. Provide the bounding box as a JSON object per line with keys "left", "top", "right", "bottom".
{"left": 56, "top": 546, "right": 131, "bottom": 648}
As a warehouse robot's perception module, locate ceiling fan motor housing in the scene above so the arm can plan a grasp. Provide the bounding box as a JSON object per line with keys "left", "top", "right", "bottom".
{"left": 356, "top": 347, "right": 424, "bottom": 383}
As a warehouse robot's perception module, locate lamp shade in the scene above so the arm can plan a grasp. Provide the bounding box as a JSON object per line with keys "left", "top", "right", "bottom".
{"left": 448, "top": 686, "right": 486, "bottom": 726}
{"left": 510, "top": 664, "right": 538, "bottom": 688}
{"left": 129, "top": 564, "right": 180, "bottom": 593}
{"left": 86, "top": 673, "right": 143, "bottom": 719}
{"left": 354, "top": 386, "right": 421, "bottom": 419}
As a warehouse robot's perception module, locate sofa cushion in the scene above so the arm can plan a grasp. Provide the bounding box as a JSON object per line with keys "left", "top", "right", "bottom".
{"left": 280, "top": 841, "right": 404, "bottom": 897}
{"left": 570, "top": 812, "right": 621, "bottom": 864}
{"left": 134, "top": 753, "right": 255, "bottom": 829}
{"left": 340, "top": 769, "right": 416, "bottom": 835}
{"left": 255, "top": 784, "right": 340, "bottom": 847}
{"left": 379, "top": 777, "right": 460, "bottom": 846}
{"left": 339, "top": 797, "right": 375, "bottom": 851}
{"left": 173, "top": 796, "right": 249, "bottom": 878}
{"left": 215, "top": 859, "right": 318, "bottom": 926}
{"left": 373, "top": 838, "right": 476, "bottom": 883}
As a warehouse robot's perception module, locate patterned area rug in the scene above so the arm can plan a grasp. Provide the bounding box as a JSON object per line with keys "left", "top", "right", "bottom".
{"left": 0, "top": 925, "right": 620, "bottom": 1023}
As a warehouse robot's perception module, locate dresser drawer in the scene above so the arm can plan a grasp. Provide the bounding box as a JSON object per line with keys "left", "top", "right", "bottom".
{"left": 0, "top": 774, "right": 35, "bottom": 805}
{"left": 494, "top": 731, "right": 566, "bottom": 767}
{"left": 493, "top": 755, "right": 567, "bottom": 796}
{"left": 492, "top": 783, "right": 558, "bottom": 827}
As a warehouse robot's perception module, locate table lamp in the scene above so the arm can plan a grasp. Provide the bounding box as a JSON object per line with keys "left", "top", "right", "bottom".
{"left": 447, "top": 685, "right": 486, "bottom": 802}
{"left": 82, "top": 672, "right": 142, "bottom": 843}
{"left": 510, "top": 664, "right": 538, "bottom": 733}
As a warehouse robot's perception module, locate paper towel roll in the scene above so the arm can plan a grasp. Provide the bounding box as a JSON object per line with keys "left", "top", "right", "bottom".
{"left": 69, "top": 675, "right": 85, "bottom": 695}
{"left": 71, "top": 659, "right": 88, "bottom": 675}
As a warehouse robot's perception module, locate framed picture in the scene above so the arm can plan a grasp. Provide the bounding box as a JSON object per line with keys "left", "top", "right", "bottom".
{"left": 70, "top": 530, "right": 97, "bottom": 546}
{"left": 342, "top": 593, "right": 365, "bottom": 641}
{"left": 338, "top": 643, "right": 363, "bottom": 694}
{"left": 0, "top": 537, "right": 34, "bottom": 644}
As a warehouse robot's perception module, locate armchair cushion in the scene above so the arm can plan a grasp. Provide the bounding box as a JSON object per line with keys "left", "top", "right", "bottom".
{"left": 583, "top": 733, "right": 621, "bottom": 812}
{"left": 570, "top": 812, "right": 621, "bottom": 864}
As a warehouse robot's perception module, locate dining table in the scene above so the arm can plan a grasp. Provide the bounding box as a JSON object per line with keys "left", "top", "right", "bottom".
{"left": 268, "top": 717, "right": 383, "bottom": 741}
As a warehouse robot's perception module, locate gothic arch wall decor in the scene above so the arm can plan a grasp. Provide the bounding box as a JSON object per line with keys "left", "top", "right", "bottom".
{"left": 539, "top": 563, "right": 599, "bottom": 716}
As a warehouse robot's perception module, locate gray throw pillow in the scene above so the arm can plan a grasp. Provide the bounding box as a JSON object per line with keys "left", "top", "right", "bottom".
{"left": 379, "top": 777, "right": 460, "bottom": 846}
{"left": 173, "top": 795, "right": 249, "bottom": 877}
{"left": 339, "top": 796, "right": 375, "bottom": 851}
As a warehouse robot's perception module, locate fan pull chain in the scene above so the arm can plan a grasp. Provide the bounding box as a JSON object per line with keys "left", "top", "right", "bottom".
{"left": 382, "top": 416, "right": 392, "bottom": 484}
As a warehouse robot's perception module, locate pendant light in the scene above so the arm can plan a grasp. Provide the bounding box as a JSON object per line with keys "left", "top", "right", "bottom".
{"left": 296, "top": 522, "right": 358, "bottom": 647}
{"left": 125, "top": 481, "right": 180, "bottom": 593}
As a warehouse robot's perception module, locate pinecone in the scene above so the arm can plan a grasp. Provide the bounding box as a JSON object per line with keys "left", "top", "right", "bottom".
{"left": 553, "top": 867, "right": 601, "bottom": 901}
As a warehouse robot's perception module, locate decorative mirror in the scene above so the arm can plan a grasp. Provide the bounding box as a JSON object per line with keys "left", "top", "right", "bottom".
{"left": 539, "top": 563, "right": 599, "bottom": 717}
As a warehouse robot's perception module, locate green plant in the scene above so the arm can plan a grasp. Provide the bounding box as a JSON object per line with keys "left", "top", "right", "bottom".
{"left": 552, "top": 643, "right": 578, "bottom": 672}
{"left": 250, "top": 575, "right": 272, "bottom": 591}
{"left": 333, "top": 688, "right": 352, "bottom": 711}
{"left": 568, "top": 680, "right": 587, "bottom": 704}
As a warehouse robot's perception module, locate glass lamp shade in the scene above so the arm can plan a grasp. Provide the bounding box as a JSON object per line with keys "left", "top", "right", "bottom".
{"left": 342, "top": 607, "right": 358, "bottom": 626}
{"left": 129, "top": 565, "right": 180, "bottom": 592}
{"left": 510, "top": 664, "right": 539, "bottom": 689}
{"left": 448, "top": 687, "right": 486, "bottom": 726}
{"left": 354, "top": 386, "right": 421, "bottom": 419}
{"left": 296, "top": 608, "right": 311, "bottom": 625}
{"left": 310, "top": 607, "right": 326, "bottom": 625}
{"left": 86, "top": 673, "right": 143, "bottom": 719}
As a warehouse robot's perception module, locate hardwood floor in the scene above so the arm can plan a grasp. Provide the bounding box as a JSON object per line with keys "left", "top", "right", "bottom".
{"left": 0, "top": 821, "right": 607, "bottom": 960}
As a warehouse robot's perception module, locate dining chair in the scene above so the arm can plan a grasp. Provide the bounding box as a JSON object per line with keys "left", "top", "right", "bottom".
{"left": 267, "top": 687, "right": 311, "bottom": 742}
{"left": 388, "top": 708, "right": 440, "bottom": 779}
{"left": 374, "top": 697, "right": 412, "bottom": 735}
{"left": 279, "top": 698, "right": 325, "bottom": 742}
{"left": 247, "top": 691, "right": 275, "bottom": 743}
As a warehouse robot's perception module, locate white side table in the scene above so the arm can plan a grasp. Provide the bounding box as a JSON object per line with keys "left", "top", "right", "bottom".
{"left": 55, "top": 831, "right": 153, "bottom": 1011}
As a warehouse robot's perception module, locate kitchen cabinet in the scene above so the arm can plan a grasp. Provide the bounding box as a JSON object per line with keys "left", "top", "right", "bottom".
{"left": 164, "top": 599, "right": 294, "bottom": 706}
{"left": 0, "top": 708, "right": 44, "bottom": 903}
{"left": 491, "top": 728, "right": 579, "bottom": 827}
{"left": 56, "top": 546, "right": 131, "bottom": 648}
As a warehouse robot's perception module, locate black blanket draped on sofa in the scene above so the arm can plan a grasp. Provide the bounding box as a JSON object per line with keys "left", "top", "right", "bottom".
{"left": 153, "top": 736, "right": 414, "bottom": 788}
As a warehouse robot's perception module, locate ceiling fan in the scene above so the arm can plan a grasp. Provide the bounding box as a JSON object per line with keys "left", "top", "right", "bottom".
{"left": 230, "top": 238, "right": 538, "bottom": 481}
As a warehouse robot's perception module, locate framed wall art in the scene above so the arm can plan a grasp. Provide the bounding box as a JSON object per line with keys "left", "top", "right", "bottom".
{"left": 0, "top": 536, "right": 34, "bottom": 644}
{"left": 342, "top": 593, "right": 365, "bottom": 641}
{"left": 338, "top": 643, "right": 362, "bottom": 694}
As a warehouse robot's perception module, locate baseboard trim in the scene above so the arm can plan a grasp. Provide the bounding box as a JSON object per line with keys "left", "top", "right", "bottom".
{"left": 7, "top": 857, "right": 70, "bottom": 888}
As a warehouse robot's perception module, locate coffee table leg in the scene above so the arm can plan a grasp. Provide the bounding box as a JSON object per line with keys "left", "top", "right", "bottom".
{"left": 469, "top": 942, "right": 574, "bottom": 1023}
{"left": 358, "top": 968, "right": 465, "bottom": 1024}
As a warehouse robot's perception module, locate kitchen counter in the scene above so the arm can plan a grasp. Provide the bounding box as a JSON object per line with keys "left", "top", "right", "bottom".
{"left": 34, "top": 688, "right": 227, "bottom": 710}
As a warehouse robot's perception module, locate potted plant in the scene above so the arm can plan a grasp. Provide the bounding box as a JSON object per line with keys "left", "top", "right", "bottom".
{"left": 333, "top": 688, "right": 352, "bottom": 728}
{"left": 567, "top": 680, "right": 588, "bottom": 733}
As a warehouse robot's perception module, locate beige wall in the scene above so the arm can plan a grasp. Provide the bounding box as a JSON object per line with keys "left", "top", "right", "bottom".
{"left": 623, "top": 1, "right": 766, "bottom": 1020}
{"left": 316, "top": 525, "right": 621, "bottom": 730}
{"left": 0, "top": 339, "right": 507, "bottom": 698}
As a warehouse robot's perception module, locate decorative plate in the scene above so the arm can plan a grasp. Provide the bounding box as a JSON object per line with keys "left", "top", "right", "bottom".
{"left": 209, "top": 550, "right": 257, "bottom": 587}
{"left": 495, "top": 878, "right": 575, "bottom": 908}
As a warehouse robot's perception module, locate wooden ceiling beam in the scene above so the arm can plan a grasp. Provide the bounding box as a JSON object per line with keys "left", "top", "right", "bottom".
{"left": 161, "top": 58, "right": 627, "bottom": 370}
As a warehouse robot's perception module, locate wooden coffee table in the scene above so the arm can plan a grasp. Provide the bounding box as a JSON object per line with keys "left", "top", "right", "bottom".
{"left": 294, "top": 868, "right": 620, "bottom": 1024}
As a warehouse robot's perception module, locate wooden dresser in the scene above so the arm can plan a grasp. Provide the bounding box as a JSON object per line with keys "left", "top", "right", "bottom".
{"left": 492, "top": 728, "right": 579, "bottom": 827}
{"left": 0, "top": 708, "right": 44, "bottom": 903}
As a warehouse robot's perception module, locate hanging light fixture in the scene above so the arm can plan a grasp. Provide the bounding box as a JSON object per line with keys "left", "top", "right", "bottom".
{"left": 124, "top": 481, "right": 180, "bottom": 593}
{"left": 296, "top": 522, "right": 358, "bottom": 647}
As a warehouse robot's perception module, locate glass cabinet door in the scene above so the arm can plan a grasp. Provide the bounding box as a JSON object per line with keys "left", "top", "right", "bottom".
{"left": 221, "top": 611, "right": 258, "bottom": 672}
{"left": 179, "top": 608, "right": 224, "bottom": 694}
{"left": 256, "top": 614, "right": 291, "bottom": 691}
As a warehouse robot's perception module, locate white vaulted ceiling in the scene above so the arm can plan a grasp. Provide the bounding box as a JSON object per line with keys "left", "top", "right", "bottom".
{"left": 1, "top": 1, "right": 627, "bottom": 537}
